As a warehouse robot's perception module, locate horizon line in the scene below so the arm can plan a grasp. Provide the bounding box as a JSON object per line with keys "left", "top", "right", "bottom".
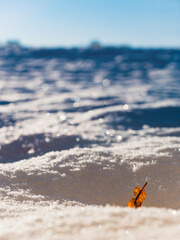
{"left": 1, "top": 39, "right": 180, "bottom": 50}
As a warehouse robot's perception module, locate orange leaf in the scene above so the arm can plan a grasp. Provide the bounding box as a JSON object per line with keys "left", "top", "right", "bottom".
{"left": 127, "top": 182, "right": 147, "bottom": 208}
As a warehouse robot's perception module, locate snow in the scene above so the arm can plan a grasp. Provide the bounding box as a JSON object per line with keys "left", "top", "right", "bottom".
{"left": 0, "top": 202, "right": 179, "bottom": 240}
{"left": 0, "top": 45, "right": 180, "bottom": 239}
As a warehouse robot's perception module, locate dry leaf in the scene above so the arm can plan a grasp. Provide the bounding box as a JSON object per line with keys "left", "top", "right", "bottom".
{"left": 127, "top": 182, "right": 147, "bottom": 208}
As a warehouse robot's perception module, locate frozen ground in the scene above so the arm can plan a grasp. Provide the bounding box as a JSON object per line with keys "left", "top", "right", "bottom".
{"left": 0, "top": 43, "right": 180, "bottom": 239}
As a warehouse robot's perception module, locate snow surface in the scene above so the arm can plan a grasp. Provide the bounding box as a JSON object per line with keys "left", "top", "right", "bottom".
{"left": 0, "top": 202, "right": 180, "bottom": 240}
{"left": 0, "top": 45, "right": 180, "bottom": 239}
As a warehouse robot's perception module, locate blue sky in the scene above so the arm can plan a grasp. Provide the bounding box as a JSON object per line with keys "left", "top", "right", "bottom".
{"left": 0, "top": 0, "right": 179, "bottom": 47}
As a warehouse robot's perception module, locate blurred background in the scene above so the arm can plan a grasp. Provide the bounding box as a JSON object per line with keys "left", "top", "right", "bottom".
{"left": 0, "top": 0, "right": 179, "bottom": 48}
{"left": 0, "top": 0, "right": 180, "bottom": 209}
